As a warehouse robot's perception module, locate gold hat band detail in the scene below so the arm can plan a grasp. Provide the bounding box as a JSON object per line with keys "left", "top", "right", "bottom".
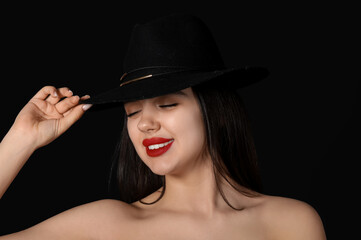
{"left": 119, "top": 74, "right": 153, "bottom": 87}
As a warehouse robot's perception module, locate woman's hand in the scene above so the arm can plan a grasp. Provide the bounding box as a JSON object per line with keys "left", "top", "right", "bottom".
{"left": 10, "top": 86, "right": 91, "bottom": 150}
{"left": 0, "top": 86, "right": 91, "bottom": 198}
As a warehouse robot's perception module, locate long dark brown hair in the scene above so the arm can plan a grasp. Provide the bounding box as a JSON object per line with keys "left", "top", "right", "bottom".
{"left": 108, "top": 83, "right": 262, "bottom": 209}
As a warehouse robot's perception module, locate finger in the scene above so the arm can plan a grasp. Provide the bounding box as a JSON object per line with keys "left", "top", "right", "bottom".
{"left": 58, "top": 87, "right": 74, "bottom": 98}
{"left": 80, "top": 95, "right": 90, "bottom": 101}
{"left": 55, "top": 94, "right": 90, "bottom": 114}
{"left": 32, "top": 86, "right": 58, "bottom": 100}
{"left": 46, "top": 87, "right": 73, "bottom": 105}
{"left": 29, "top": 98, "right": 63, "bottom": 119}
{"left": 79, "top": 95, "right": 92, "bottom": 111}
{"left": 55, "top": 95, "right": 80, "bottom": 114}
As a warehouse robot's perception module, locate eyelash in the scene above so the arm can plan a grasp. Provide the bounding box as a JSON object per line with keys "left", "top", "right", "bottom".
{"left": 126, "top": 103, "right": 178, "bottom": 117}
{"left": 159, "top": 103, "right": 178, "bottom": 108}
{"left": 126, "top": 111, "right": 140, "bottom": 118}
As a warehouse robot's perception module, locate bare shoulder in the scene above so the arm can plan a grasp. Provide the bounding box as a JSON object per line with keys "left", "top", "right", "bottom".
{"left": 1, "top": 199, "right": 136, "bottom": 240}
{"left": 70, "top": 198, "right": 137, "bottom": 223}
{"left": 50, "top": 198, "right": 137, "bottom": 225}
{"left": 79, "top": 198, "right": 136, "bottom": 216}
{"left": 256, "top": 195, "right": 326, "bottom": 240}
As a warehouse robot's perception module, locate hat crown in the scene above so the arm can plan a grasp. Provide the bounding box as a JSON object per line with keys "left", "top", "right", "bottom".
{"left": 123, "top": 14, "right": 225, "bottom": 74}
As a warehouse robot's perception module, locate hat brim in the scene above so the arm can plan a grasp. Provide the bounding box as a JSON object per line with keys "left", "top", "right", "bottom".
{"left": 82, "top": 66, "right": 269, "bottom": 105}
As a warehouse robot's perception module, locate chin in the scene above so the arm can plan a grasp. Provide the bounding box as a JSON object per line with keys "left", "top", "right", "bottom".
{"left": 138, "top": 149, "right": 180, "bottom": 176}
{"left": 146, "top": 159, "right": 178, "bottom": 176}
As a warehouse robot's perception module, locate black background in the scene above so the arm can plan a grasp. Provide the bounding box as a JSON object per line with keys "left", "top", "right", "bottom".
{"left": 0, "top": 2, "right": 359, "bottom": 239}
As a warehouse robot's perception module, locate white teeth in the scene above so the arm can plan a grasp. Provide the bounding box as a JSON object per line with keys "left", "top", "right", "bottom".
{"left": 148, "top": 139, "right": 174, "bottom": 150}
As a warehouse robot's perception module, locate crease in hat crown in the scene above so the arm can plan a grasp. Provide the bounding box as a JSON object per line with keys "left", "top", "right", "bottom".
{"left": 117, "top": 14, "right": 226, "bottom": 86}
{"left": 84, "top": 13, "right": 269, "bottom": 105}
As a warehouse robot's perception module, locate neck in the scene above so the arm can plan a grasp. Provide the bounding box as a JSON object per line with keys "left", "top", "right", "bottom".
{"left": 165, "top": 163, "right": 218, "bottom": 211}
{"left": 135, "top": 154, "right": 257, "bottom": 215}
{"left": 157, "top": 155, "right": 244, "bottom": 216}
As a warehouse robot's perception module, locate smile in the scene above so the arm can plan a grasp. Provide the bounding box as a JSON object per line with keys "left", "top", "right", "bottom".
{"left": 143, "top": 137, "right": 174, "bottom": 157}
{"left": 148, "top": 139, "right": 174, "bottom": 150}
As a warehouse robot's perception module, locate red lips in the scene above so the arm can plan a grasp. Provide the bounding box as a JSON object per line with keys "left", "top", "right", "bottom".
{"left": 142, "top": 137, "right": 174, "bottom": 157}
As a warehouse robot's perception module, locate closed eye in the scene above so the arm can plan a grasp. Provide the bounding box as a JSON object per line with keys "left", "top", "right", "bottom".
{"left": 126, "top": 103, "right": 178, "bottom": 117}
{"left": 159, "top": 103, "right": 178, "bottom": 108}
{"left": 126, "top": 110, "right": 140, "bottom": 117}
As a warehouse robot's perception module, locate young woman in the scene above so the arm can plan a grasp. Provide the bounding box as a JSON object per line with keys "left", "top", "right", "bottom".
{"left": 0, "top": 14, "right": 326, "bottom": 239}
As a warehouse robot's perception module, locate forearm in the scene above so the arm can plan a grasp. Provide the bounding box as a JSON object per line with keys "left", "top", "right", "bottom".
{"left": 0, "top": 128, "right": 36, "bottom": 199}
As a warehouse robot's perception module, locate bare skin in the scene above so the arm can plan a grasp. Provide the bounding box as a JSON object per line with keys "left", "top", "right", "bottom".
{"left": 0, "top": 86, "right": 326, "bottom": 239}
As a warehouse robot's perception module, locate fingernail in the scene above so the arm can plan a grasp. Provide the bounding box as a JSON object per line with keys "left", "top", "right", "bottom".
{"left": 68, "top": 89, "right": 73, "bottom": 95}
{"left": 82, "top": 104, "right": 93, "bottom": 111}
{"left": 53, "top": 91, "right": 58, "bottom": 97}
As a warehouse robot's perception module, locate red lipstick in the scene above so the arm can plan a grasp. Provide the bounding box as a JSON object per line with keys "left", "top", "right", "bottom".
{"left": 142, "top": 137, "right": 174, "bottom": 157}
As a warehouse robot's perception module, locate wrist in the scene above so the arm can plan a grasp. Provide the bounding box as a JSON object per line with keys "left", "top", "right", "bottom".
{"left": 0, "top": 127, "right": 37, "bottom": 199}
{"left": 3, "top": 127, "right": 38, "bottom": 154}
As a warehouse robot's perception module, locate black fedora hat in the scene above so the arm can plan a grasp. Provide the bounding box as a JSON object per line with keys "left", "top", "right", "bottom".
{"left": 83, "top": 14, "right": 269, "bottom": 104}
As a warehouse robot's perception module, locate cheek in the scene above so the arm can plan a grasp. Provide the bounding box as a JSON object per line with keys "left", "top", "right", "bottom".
{"left": 188, "top": 113, "right": 206, "bottom": 149}
{"left": 170, "top": 108, "right": 206, "bottom": 153}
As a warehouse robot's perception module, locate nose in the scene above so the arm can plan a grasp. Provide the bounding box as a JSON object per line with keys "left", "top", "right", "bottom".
{"left": 137, "top": 109, "right": 160, "bottom": 133}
